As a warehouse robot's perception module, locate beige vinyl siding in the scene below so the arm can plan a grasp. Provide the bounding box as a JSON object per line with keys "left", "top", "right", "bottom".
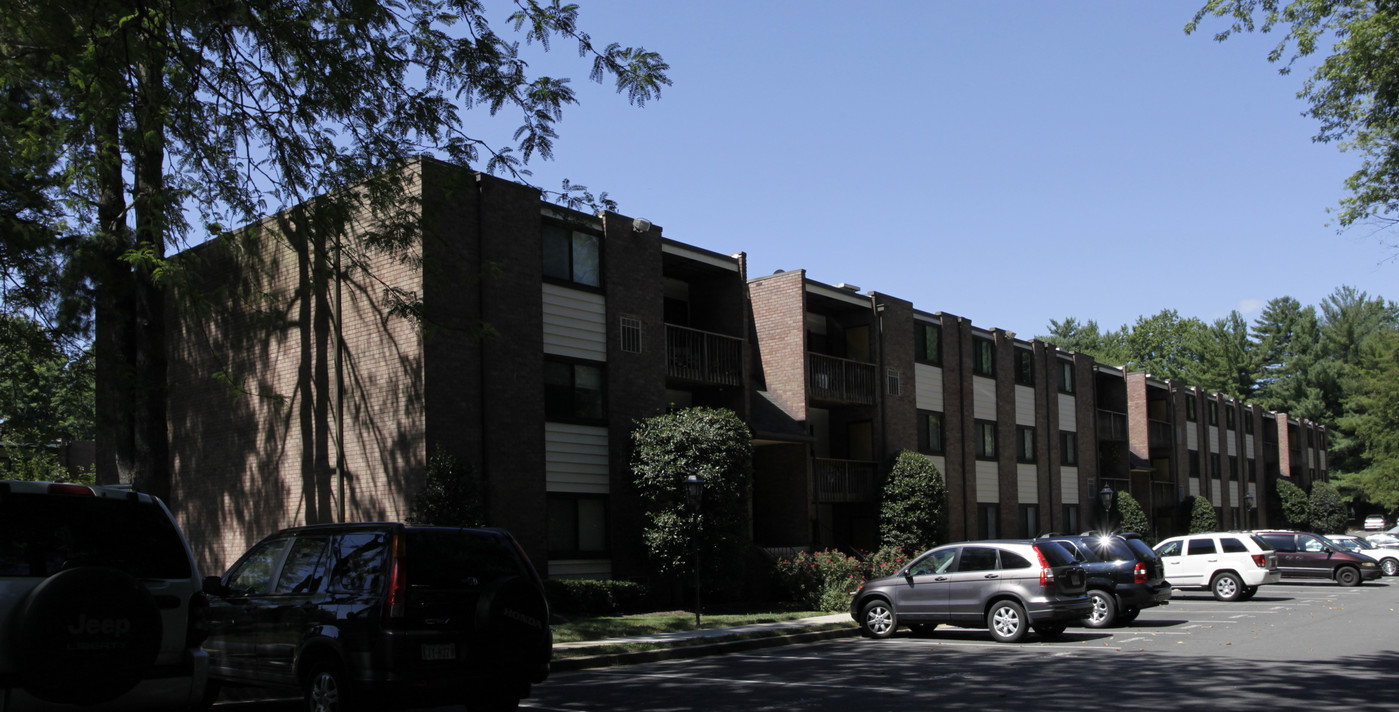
{"left": 1208, "top": 429, "right": 1220, "bottom": 454}
{"left": 1060, "top": 467, "right": 1079, "bottom": 505}
{"left": 1058, "top": 397, "right": 1076, "bottom": 432}
{"left": 1187, "top": 427, "right": 1199, "bottom": 451}
{"left": 1017, "top": 464, "right": 1038, "bottom": 502}
{"left": 1227, "top": 435, "right": 1237, "bottom": 457}
{"left": 973, "top": 378, "right": 996, "bottom": 420}
{"left": 924, "top": 454, "right": 947, "bottom": 478}
{"left": 1189, "top": 478, "right": 1201, "bottom": 497}
{"left": 915, "top": 364, "right": 944, "bottom": 411}
{"left": 542, "top": 283, "right": 607, "bottom": 360}
{"left": 1245, "top": 433, "right": 1254, "bottom": 453}
{"left": 545, "top": 423, "right": 609, "bottom": 494}
{"left": 1015, "top": 385, "right": 1035, "bottom": 426}
{"left": 976, "top": 461, "right": 999, "bottom": 502}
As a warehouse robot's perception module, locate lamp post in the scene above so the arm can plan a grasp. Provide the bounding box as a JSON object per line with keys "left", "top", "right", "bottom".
{"left": 1245, "top": 491, "right": 1256, "bottom": 528}
{"left": 684, "top": 472, "right": 704, "bottom": 629}
{"left": 1098, "top": 485, "right": 1115, "bottom": 534}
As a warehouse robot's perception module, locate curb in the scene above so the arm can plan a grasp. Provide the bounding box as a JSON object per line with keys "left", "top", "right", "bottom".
{"left": 552, "top": 625, "right": 860, "bottom": 672}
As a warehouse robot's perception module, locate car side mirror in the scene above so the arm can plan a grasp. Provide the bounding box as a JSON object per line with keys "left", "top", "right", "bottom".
{"left": 203, "top": 575, "right": 228, "bottom": 597}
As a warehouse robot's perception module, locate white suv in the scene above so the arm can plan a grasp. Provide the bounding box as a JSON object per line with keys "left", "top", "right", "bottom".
{"left": 1154, "top": 532, "right": 1281, "bottom": 601}
{"left": 0, "top": 481, "right": 209, "bottom": 710}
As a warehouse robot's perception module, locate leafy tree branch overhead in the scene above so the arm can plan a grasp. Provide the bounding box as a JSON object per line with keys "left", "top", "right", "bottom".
{"left": 0, "top": 0, "right": 670, "bottom": 499}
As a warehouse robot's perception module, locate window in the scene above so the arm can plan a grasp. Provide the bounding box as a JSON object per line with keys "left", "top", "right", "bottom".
{"left": 1226, "top": 407, "right": 1236, "bottom": 430}
{"left": 273, "top": 537, "right": 329, "bottom": 594}
{"left": 886, "top": 368, "right": 901, "bottom": 396}
{"left": 1156, "top": 540, "right": 1181, "bottom": 557}
{"left": 619, "top": 316, "right": 642, "bottom": 354}
{"left": 1186, "top": 397, "right": 1197, "bottom": 422}
{"left": 1245, "top": 412, "right": 1254, "bottom": 435}
{"left": 1220, "top": 537, "right": 1248, "bottom": 553}
{"left": 542, "top": 222, "right": 601, "bottom": 288}
{"left": 544, "top": 358, "right": 606, "bottom": 423}
{"left": 1229, "top": 456, "right": 1238, "bottom": 481}
{"left": 329, "top": 532, "right": 388, "bottom": 594}
{"left": 547, "top": 494, "right": 609, "bottom": 557}
{"left": 1059, "top": 431, "right": 1077, "bottom": 466}
{"left": 978, "top": 504, "right": 1000, "bottom": 539}
{"left": 915, "top": 323, "right": 941, "bottom": 365}
{"left": 1062, "top": 504, "right": 1080, "bottom": 534}
{"left": 1014, "top": 348, "right": 1034, "bottom": 386}
{"left": 974, "top": 420, "right": 997, "bottom": 460}
{"left": 1248, "top": 458, "right": 1256, "bottom": 479}
{"left": 1188, "top": 449, "right": 1199, "bottom": 476}
{"left": 226, "top": 539, "right": 291, "bottom": 595}
{"left": 1186, "top": 538, "right": 1218, "bottom": 556}
{"left": 1017, "top": 426, "right": 1036, "bottom": 463}
{"left": 1058, "top": 360, "right": 1075, "bottom": 394}
{"left": 1208, "top": 400, "right": 1218, "bottom": 426}
{"left": 973, "top": 338, "right": 995, "bottom": 376}
{"left": 1020, "top": 504, "right": 1040, "bottom": 538}
{"left": 917, "top": 411, "right": 944, "bottom": 454}
{"left": 1211, "top": 454, "right": 1221, "bottom": 479}
{"left": 958, "top": 546, "right": 1000, "bottom": 572}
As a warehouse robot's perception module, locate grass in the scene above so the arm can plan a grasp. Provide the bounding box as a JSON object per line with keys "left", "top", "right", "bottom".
{"left": 551, "top": 610, "right": 830, "bottom": 643}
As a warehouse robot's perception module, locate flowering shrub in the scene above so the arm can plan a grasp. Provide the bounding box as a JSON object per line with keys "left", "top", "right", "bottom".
{"left": 773, "top": 549, "right": 862, "bottom": 612}
{"left": 858, "top": 545, "right": 920, "bottom": 580}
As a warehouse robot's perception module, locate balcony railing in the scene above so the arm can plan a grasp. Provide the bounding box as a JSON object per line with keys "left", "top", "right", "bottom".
{"left": 813, "top": 458, "right": 880, "bottom": 503}
{"left": 1097, "top": 409, "right": 1128, "bottom": 442}
{"left": 807, "top": 352, "right": 876, "bottom": 405}
{"left": 1148, "top": 419, "right": 1172, "bottom": 446}
{"left": 665, "top": 324, "right": 742, "bottom": 387}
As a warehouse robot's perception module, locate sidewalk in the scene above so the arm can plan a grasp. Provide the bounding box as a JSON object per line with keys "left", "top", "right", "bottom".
{"left": 552, "top": 613, "right": 858, "bottom": 672}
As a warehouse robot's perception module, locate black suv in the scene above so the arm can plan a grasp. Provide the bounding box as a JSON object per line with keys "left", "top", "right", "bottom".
{"left": 1038, "top": 533, "right": 1171, "bottom": 628}
{"left": 202, "top": 523, "right": 551, "bottom": 712}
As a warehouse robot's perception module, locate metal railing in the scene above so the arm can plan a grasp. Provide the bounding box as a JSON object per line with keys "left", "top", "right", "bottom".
{"left": 665, "top": 324, "right": 743, "bottom": 386}
{"left": 807, "top": 352, "right": 876, "bottom": 405}
{"left": 813, "top": 458, "right": 880, "bottom": 503}
{"left": 1097, "top": 409, "right": 1128, "bottom": 442}
{"left": 1148, "top": 419, "right": 1172, "bottom": 446}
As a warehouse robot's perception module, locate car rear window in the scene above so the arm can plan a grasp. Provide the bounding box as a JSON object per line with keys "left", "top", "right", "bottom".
{"left": 1033, "top": 540, "right": 1076, "bottom": 567}
{"left": 1260, "top": 534, "right": 1295, "bottom": 552}
{"left": 405, "top": 529, "right": 525, "bottom": 587}
{"left": 0, "top": 491, "right": 191, "bottom": 579}
{"left": 1220, "top": 537, "right": 1248, "bottom": 553}
{"left": 1124, "top": 538, "right": 1157, "bottom": 561}
{"left": 1187, "top": 538, "right": 1218, "bottom": 555}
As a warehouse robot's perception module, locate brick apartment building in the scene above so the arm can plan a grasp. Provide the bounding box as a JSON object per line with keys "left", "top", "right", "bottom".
{"left": 166, "top": 159, "right": 1328, "bottom": 578}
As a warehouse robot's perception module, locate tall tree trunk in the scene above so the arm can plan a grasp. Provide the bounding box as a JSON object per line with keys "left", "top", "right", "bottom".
{"left": 93, "top": 68, "right": 134, "bottom": 487}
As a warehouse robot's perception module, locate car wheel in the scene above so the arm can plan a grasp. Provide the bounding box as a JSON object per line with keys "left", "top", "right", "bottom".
{"left": 1382, "top": 558, "right": 1399, "bottom": 577}
{"left": 1237, "top": 586, "right": 1258, "bottom": 601}
{"left": 859, "top": 600, "right": 897, "bottom": 639}
{"left": 1083, "top": 589, "right": 1117, "bottom": 628}
{"left": 987, "top": 600, "right": 1028, "bottom": 643}
{"left": 1118, "top": 607, "right": 1141, "bottom": 624}
{"left": 14, "top": 566, "right": 163, "bottom": 706}
{"left": 909, "top": 623, "right": 939, "bottom": 636}
{"left": 1212, "top": 572, "right": 1244, "bottom": 602}
{"left": 305, "top": 659, "right": 358, "bottom": 712}
{"left": 1336, "top": 566, "right": 1361, "bottom": 587}
{"left": 1032, "top": 622, "right": 1068, "bottom": 639}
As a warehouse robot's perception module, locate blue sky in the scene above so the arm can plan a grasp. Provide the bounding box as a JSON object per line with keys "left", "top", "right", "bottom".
{"left": 469, "top": 1, "right": 1392, "bottom": 339}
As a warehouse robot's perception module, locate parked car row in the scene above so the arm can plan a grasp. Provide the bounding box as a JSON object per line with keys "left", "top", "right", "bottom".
{"left": 853, "top": 526, "right": 1396, "bottom": 643}
{"left": 0, "top": 481, "right": 551, "bottom": 712}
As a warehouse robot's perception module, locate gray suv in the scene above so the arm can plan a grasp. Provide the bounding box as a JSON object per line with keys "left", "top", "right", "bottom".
{"left": 850, "top": 540, "right": 1091, "bottom": 643}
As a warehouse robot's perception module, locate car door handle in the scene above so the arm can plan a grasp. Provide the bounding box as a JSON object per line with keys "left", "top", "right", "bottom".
{"left": 984, "top": 574, "right": 999, "bottom": 579}
{"left": 934, "top": 576, "right": 948, "bottom": 582}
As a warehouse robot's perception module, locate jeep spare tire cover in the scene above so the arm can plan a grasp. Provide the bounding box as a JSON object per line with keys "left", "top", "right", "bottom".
{"left": 14, "top": 566, "right": 163, "bottom": 705}
{"left": 474, "top": 575, "right": 549, "bottom": 663}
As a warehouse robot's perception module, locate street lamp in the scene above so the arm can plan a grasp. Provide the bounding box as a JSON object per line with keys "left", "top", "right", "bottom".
{"left": 1098, "top": 485, "right": 1114, "bottom": 534}
{"left": 684, "top": 472, "right": 704, "bottom": 629}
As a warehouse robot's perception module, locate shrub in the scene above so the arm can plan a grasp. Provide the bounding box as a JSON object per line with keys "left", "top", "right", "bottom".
{"left": 879, "top": 451, "right": 947, "bottom": 551}
{"left": 1308, "top": 480, "right": 1348, "bottom": 533}
{"left": 859, "top": 545, "right": 919, "bottom": 580}
{"left": 773, "top": 549, "right": 862, "bottom": 612}
{"left": 1114, "top": 490, "right": 1150, "bottom": 540}
{"left": 1188, "top": 495, "right": 1218, "bottom": 533}
{"left": 407, "top": 446, "right": 484, "bottom": 527}
{"left": 543, "top": 579, "right": 651, "bottom": 616}
{"left": 1277, "top": 478, "right": 1309, "bottom": 529}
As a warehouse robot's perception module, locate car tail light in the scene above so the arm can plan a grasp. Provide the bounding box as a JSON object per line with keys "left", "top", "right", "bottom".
{"left": 383, "top": 533, "right": 408, "bottom": 625}
{"left": 1133, "top": 562, "right": 1148, "bottom": 585}
{"left": 47, "top": 483, "right": 94, "bottom": 496}
{"left": 1033, "top": 545, "right": 1055, "bottom": 587}
{"left": 187, "top": 591, "right": 210, "bottom": 647}
{"left": 1252, "top": 554, "right": 1267, "bottom": 568}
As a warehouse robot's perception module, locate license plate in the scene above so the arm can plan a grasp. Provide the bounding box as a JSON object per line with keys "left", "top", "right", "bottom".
{"left": 421, "top": 643, "right": 455, "bottom": 661}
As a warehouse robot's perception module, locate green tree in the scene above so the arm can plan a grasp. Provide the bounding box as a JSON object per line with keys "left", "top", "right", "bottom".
{"left": 630, "top": 408, "right": 752, "bottom": 591}
{"left": 1337, "top": 328, "right": 1399, "bottom": 510}
{"left": 1188, "top": 2, "right": 1399, "bottom": 239}
{"left": 0, "top": 313, "right": 93, "bottom": 444}
{"left": 1188, "top": 495, "right": 1219, "bottom": 533}
{"left": 1252, "top": 296, "right": 1321, "bottom": 414}
{"left": 1277, "top": 477, "right": 1310, "bottom": 528}
{"left": 1120, "top": 309, "right": 1210, "bottom": 382}
{"left": 1, "top": 1, "right": 670, "bottom": 500}
{"left": 1037, "top": 317, "right": 1126, "bottom": 365}
{"left": 878, "top": 450, "right": 947, "bottom": 551}
{"left": 1307, "top": 479, "right": 1348, "bottom": 533}
{"left": 1113, "top": 491, "right": 1151, "bottom": 539}
{"left": 407, "top": 446, "right": 484, "bottom": 528}
{"left": 1189, "top": 311, "right": 1258, "bottom": 399}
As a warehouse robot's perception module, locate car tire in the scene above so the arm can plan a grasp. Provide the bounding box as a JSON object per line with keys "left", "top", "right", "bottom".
{"left": 909, "top": 623, "right": 939, "bottom": 636}
{"left": 13, "top": 566, "right": 163, "bottom": 706}
{"left": 1237, "top": 586, "right": 1258, "bottom": 601}
{"left": 1118, "top": 607, "right": 1141, "bottom": 624}
{"left": 1211, "top": 572, "right": 1244, "bottom": 602}
{"left": 987, "top": 600, "right": 1028, "bottom": 643}
{"left": 1032, "top": 622, "right": 1068, "bottom": 639}
{"left": 1336, "top": 566, "right": 1361, "bottom": 587}
{"left": 1083, "top": 589, "right": 1117, "bottom": 628}
{"left": 859, "top": 600, "right": 897, "bottom": 639}
{"left": 305, "top": 658, "right": 359, "bottom": 712}
{"left": 1381, "top": 558, "right": 1398, "bottom": 577}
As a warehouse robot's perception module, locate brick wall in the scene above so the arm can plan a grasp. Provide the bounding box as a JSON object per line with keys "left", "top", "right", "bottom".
{"left": 748, "top": 271, "right": 808, "bottom": 423}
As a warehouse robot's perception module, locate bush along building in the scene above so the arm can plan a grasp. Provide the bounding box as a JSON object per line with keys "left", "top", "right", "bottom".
{"left": 165, "top": 159, "right": 1327, "bottom": 578}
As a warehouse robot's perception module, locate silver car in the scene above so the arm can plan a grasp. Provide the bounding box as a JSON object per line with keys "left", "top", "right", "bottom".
{"left": 850, "top": 540, "right": 1091, "bottom": 643}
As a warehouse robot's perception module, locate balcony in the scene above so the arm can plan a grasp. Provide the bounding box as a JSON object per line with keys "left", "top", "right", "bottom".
{"left": 813, "top": 458, "right": 880, "bottom": 503}
{"left": 1148, "top": 419, "right": 1172, "bottom": 447}
{"left": 807, "top": 353, "right": 876, "bottom": 405}
{"left": 666, "top": 324, "right": 742, "bottom": 387}
{"left": 1097, "top": 409, "right": 1128, "bottom": 442}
